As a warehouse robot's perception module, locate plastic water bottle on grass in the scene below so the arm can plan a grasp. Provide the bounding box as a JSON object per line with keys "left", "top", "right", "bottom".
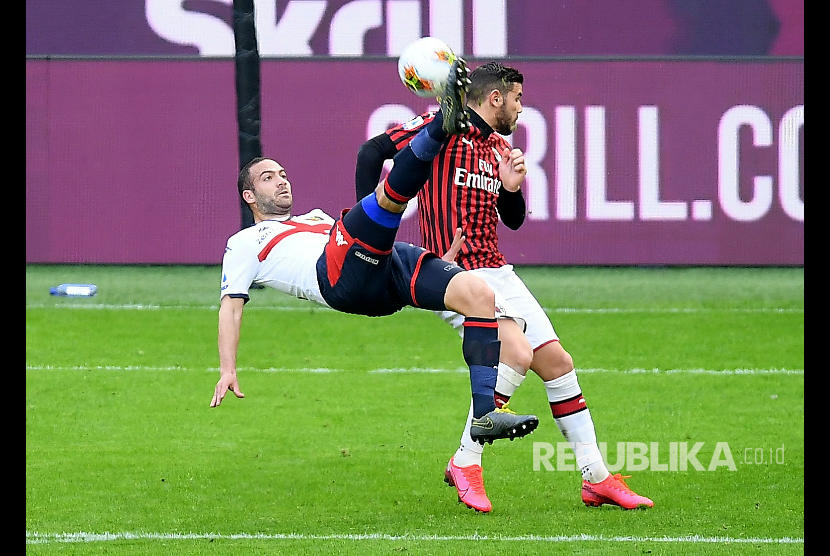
{"left": 49, "top": 284, "right": 98, "bottom": 297}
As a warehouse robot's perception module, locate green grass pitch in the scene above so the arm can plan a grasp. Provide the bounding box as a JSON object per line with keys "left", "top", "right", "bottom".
{"left": 26, "top": 265, "right": 804, "bottom": 554}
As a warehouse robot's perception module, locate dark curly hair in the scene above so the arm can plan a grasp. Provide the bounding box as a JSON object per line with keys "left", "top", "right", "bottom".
{"left": 467, "top": 62, "right": 523, "bottom": 105}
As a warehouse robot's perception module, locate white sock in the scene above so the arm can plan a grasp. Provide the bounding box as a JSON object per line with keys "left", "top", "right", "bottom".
{"left": 453, "top": 364, "right": 532, "bottom": 468}
{"left": 495, "top": 362, "right": 526, "bottom": 400}
{"left": 454, "top": 363, "right": 526, "bottom": 467}
{"left": 453, "top": 400, "right": 484, "bottom": 467}
{"left": 544, "top": 371, "right": 610, "bottom": 483}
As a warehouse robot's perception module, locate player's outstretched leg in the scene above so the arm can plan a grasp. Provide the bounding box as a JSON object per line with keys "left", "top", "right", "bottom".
{"left": 440, "top": 57, "right": 471, "bottom": 135}
{"left": 375, "top": 61, "right": 469, "bottom": 210}
{"left": 469, "top": 401, "right": 539, "bottom": 445}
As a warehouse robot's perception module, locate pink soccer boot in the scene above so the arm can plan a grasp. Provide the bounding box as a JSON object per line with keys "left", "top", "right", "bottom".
{"left": 582, "top": 473, "right": 654, "bottom": 509}
{"left": 444, "top": 456, "right": 492, "bottom": 513}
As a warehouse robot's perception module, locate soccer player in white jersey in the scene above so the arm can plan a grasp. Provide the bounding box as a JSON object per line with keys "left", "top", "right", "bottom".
{"left": 211, "top": 59, "right": 540, "bottom": 479}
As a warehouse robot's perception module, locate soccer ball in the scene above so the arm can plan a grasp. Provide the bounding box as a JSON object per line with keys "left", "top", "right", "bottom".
{"left": 397, "top": 37, "right": 456, "bottom": 98}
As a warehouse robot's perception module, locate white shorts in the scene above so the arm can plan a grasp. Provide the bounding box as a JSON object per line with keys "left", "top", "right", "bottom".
{"left": 436, "top": 264, "right": 558, "bottom": 350}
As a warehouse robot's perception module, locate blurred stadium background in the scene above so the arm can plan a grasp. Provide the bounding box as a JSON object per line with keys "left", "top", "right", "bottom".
{"left": 26, "top": 0, "right": 803, "bottom": 267}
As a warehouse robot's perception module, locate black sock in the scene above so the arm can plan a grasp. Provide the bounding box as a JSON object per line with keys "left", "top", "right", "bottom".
{"left": 462, "top": 317, "right": 500, "bottom": 418}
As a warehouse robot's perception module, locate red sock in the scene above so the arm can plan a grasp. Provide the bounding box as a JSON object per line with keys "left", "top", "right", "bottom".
{"left": 494, "top": 392, "right": 510, "bottom": 409}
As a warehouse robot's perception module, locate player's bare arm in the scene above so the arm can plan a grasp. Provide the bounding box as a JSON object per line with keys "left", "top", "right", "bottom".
{"left": 498, "top": 146, "right": 527, "bottom": 192}
{"left": 212, "top": 295, "right": 247, "bottom": 407}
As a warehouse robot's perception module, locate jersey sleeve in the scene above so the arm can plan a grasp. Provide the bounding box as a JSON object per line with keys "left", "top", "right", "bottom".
{"left": 497, "top": 187, "right": 526, "bottom": 230}
{"left": 219, "top": 233, "right": 259, "bottom": 302}
{"left": 354, "top": 111, "right": 436, "bottom": 201}
{"left": 355, "top": 134, "right": 396, "bottom": 200}
{"left": 386, "top": 111, "right": 436, "bottom": 150}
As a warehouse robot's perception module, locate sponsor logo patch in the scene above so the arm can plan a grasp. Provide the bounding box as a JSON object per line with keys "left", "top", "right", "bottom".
{"left": 355, "top": 251, "right": 379, "bottom": 265}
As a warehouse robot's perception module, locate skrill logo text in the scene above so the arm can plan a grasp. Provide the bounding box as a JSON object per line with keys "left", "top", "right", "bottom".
{"left": 145, "top": 0, "right": 507, "bottom": 57}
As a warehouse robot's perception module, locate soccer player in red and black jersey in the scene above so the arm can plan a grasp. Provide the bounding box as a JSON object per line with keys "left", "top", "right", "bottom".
{"left": 356, "top": 61, "right": 653, "bottom": 512}
{"left": 360, "top": 103, "right": 525, "bottom": 271}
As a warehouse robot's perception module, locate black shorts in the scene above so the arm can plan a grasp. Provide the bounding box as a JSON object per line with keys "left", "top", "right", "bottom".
{"left": 316, "top": 218, "right": 463, "bottom": 317}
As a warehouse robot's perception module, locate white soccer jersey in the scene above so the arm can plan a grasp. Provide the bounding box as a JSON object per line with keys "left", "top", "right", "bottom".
{"left": 220, "top": 209, "right": 335, "bottom": 306}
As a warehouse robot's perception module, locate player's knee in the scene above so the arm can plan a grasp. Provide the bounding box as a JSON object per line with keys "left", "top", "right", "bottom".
{"left": 465, "top": 274, "right": 495, "bottom": 313}
{"left": 532, "top": 342, "right": 575, "bottom": 380}
{"left": 557, "top": 348, "right": 575, "bottom": 374}
{"left": 446, "top": 273, "right": 495, "bottom": 317}
{"left": 499, "top": 323, "right": 533, "bottom": 371}
{"left": 547, "top": 344, "right": 574, "bottom": 375}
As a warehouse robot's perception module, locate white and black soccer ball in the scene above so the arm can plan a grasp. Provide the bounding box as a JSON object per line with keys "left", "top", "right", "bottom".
{"left": 397, "top": 37, "right": 457, "bottom": 98}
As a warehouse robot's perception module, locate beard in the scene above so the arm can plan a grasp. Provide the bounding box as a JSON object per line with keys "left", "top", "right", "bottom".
{"left": 493, "top": 105, "right": 518, "bottom": 135}
{"left": 256, "top": 191, "right": 292, "bottom": 217}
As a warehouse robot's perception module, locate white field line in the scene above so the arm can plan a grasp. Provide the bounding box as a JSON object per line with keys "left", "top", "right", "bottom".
{"left": 25, "top": 531, "right": 803, "bottom": 545}
{"left": 25, "top": 302, "right": 802, "bottom": 314}
{"left": 25, "top": 365, "right": 804, "bottom": 376}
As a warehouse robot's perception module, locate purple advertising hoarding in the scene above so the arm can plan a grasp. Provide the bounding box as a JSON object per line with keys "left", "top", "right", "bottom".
{"left": 26, "top": 58, "right": 803, "bottom": 265}
{"left": 26, "top": 0, "right": 803, "bottom": 57}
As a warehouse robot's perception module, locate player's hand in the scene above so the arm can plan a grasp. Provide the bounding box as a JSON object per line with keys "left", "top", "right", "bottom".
{"left": 498, "top": 147, "right": 526, "bottom": 192}
{"left": 210, "top": 372, "right": 245, "bottom": 407}
{"left": 441, "top": 227, "right": 465, "bottom": 264}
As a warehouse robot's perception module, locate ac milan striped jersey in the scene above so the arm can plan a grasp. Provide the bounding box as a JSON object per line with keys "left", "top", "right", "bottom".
{"left": 384, "top": 110, "right": 519, "bottom": 270}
